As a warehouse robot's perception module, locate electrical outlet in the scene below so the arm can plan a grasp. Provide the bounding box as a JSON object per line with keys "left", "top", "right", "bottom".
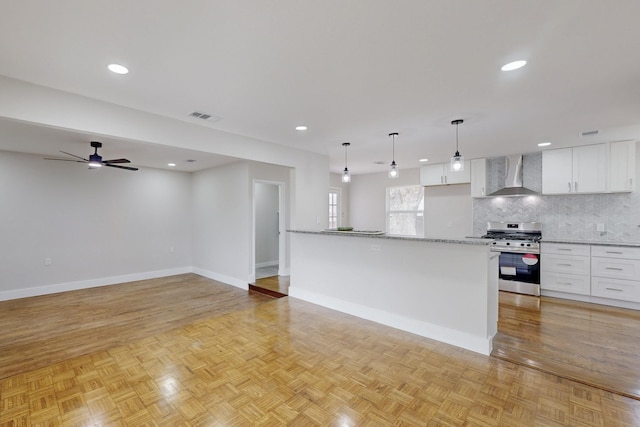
{"left": 44, "top": 257, "right": 52, "bottom": 266}
{"left": 596, "top": 223, "right": 606, "bottom": 232}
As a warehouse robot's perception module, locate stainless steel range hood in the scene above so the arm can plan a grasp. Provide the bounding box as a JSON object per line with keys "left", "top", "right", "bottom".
{"left": 486, "top": 154, "right": 539, "bottom": 197}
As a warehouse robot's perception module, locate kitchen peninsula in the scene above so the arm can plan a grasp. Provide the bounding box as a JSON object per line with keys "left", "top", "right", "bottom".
{"left": 288, "top": 230, "right": 498, "bottom": 355}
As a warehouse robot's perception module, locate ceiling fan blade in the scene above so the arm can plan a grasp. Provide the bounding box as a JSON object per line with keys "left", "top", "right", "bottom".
{"left": 103, "top": 158, "right": 131, "bottom": 164}
{"left": 59, "top": 151, "right": 89, "bottom": 161}
{"left": 44, "top": 157, "right": 87, "bottom": 163}
{"left": 105, "top": 163, "right": 139, "bottom": 171}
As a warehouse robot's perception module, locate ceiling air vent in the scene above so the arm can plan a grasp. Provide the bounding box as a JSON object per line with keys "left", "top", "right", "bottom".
{"left": 581, "top": 130, "right": 599, "bottom": 137}
{"left": 188, "top": 111, "right": 221, "bottom": 122}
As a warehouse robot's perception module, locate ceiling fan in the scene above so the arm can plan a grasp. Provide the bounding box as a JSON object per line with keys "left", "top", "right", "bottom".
{"left": 45, "top": 141, "right": 138, "bottom": 171}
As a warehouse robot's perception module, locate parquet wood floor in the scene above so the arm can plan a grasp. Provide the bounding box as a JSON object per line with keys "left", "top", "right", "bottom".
{"left": 493, "top": 291, "right": 640, "bottom": 401}
{"left": 0, "top": 273, "right": 272, "bottom": 379}
{"left": 2, "top": 275, "right": 640, "bottom": 425}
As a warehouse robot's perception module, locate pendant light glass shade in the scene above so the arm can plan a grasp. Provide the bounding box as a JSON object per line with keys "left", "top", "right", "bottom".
{"left": 388, "top": 132, "right": 399, "bottom": 179}
{"left": 450, "top": 119, "right": 465, "bottom": 172}
{"left": 341, "top": 142, "right": 351, "bottom": 183}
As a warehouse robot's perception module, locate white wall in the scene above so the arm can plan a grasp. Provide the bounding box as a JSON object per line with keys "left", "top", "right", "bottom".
{"left": 348, "top": 167, "right": 472, "bottom": 238}
{"left": 0, "top": 150, "right": 192, "bottom": 299}
{"left": 255, "top": 183, "right": 279, "bottom": 265}
{"left": 0, "top": 76, "right": 329, "bottom": 231}
{"left": 348, "top": 168, "right": 421, "bottom": 231}
{"left": 424, "top": 184, "right": 472, "bottom": 239}
{"left": 191, "top": 161, "right": 250, "bottom": 288}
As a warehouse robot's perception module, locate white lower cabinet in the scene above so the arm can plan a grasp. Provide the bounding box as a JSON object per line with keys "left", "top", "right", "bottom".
{"left": 591, "top": 277, "right": 640, "bottom": 303}
{"left": 591, "top": 245, "right": 640, "bottom": 303}
{"left": 542, "top": 242, "right": 640, "bottom": 308}
{"left": 541, "top": 243, "right": 590, "bottom": 295}
{"left": 541, "top": 271, "right": 591, "bottom": 295}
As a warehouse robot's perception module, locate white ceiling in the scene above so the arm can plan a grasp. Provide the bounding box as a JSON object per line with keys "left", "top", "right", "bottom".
{"left": 1, "top": 0, "right": 639, "bottom": 174}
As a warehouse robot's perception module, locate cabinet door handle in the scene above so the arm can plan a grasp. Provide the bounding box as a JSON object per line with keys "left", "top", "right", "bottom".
{"left": 558, "top": 263, "right": 573, "bottom": 267}
{"left": 557, "top": 282, "right": 573, "bottom": 286}
{"left": 558, "top": 248, "right": 572, "bottom": 251}
{"left": 568, "top": 182, "right": 572, "bottom": 192}
{"left": 574, "top": 181, "right": 578, "bottom": 192}
{"left": 482, "top": 187, "right": 485, "bottom": 196}
{"left": 605, "top": 287, "right": 623, "bottom": 292}
{"left": 444, "top": 176, "right": 448, "bottom": 184}
{"left": 440, "top": 176, "right": 443, "bottom": 184}
{"left": 630, "top": 178, "right": 633, "bottom": 189}
{"left": 605, "top": 251, "right": 623, "bottom": 254}
{"left": 605, "top": 267, "right": 623, "bottom": 271}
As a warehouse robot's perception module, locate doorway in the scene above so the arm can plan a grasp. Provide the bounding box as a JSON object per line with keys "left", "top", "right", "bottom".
{"left": 251, "top": 180, "right": 289, "bottom": 296}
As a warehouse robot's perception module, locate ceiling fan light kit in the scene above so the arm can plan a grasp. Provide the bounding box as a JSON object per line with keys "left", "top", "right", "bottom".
{"left": 44, "top": 141, "right": 138, "bottom": 171}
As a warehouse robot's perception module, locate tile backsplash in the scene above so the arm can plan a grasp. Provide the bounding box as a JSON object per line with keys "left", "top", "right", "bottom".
{"left": 473, "top": 192, "right": 640, "bottom": 242}
{"left": 473, "top": 151, "right": 640, "bottom": 242}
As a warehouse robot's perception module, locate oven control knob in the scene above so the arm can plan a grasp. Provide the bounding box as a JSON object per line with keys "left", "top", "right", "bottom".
{"left": 527, "top": 243, "right": 531, "bottom": 247}
{"left": 506, "top": 242, "right": 510, "bottom": 245}
{"left": 520, "top": 243, "right": 525, "bottom": 247}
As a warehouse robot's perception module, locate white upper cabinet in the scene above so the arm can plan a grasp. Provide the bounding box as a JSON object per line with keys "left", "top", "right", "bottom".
{"left": 542, "top": 144, "right": 607, "bottom": 194}
{"left": 608, "top": 140, "right": 636, "bottom": 192}
{"left": 420, "top": 161, "right": 470, "bottom": 186}
{"left": 470, "top": 158, "right": 487, "bottom": 197}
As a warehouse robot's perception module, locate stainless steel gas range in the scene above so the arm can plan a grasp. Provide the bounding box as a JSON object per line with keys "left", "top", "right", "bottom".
{"left": 483, "top": 222, "right": 542, "bottom": 296}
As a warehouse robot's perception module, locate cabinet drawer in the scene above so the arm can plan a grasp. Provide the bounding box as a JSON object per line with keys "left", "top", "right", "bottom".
{"left": 543, "top": 254, "right": 590, "bottom": 275}
{"left": 542, "top": 243, "right": 590, "bottom": 257}
{"left": 541, "top": 272, "right": 590, "bottom": 295}
{"left": 591, "top": 277, "right": 640, "bottom": 303}
{"left": 591, "top": 257, "right": 640, "bottom": 281}
{"left": 591, "top": 245, "right": 640, "bottom": 260}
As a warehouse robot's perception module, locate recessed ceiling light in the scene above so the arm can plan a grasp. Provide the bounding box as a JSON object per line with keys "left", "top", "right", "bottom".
{"left": 419, "top": 158, "right": 429, "bottom": 162}
{"left": 295, "top": 125, "right": 308, "bottom": 131}
{"left": 108, "top": 63, "right": 129, "bottom": 74}
{"left": 538, "top": 142, "right": 551, "bottom": 147}
{"left": 168, "top": 163, "right": 176, "bottom": 167}
{"left": 501, "top": 60, "right": 527, "bottom": 71}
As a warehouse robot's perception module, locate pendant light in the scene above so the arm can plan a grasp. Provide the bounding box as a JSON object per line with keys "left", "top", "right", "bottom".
{"left": 388, "top": 132, "right": 399, "bottom": 179}
{"left": 341, "top": 142, "right": 351, "bottom": 183}
{"left": 450, "top": 119, "right": 465, "bottom": 172}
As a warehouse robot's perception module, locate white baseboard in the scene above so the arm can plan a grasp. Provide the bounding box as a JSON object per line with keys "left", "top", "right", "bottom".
{"left": 192, "top": 268, "right": 248, "bottom": 290}
{"left": 278, "top": 266, "right": 290, "bottom": 276}
{"left": 288, "top": 287, "right": 493, "bottom": 356}
{"left": 255, "top": 261, "right": 278, "bottom": 268}
{"left": 542, "top": 290, "right": 640, "bottom": 310}
{"left": 0, "top": 267, "right": 193, "bottom": 302}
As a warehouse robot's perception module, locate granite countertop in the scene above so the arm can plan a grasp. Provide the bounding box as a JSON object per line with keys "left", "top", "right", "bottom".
{"left": 541, "top": 239, "right": 640, "bottom": 248}
{"left": 288, "top": 229, "right": 492, "bottom": 246}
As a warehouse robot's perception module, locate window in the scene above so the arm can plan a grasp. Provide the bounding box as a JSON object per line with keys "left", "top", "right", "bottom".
{"left": 387, "top": 185, "right": 424, "bottom": 236}
{"left": 328, "top": 188, "right": 341, "bottom": 229}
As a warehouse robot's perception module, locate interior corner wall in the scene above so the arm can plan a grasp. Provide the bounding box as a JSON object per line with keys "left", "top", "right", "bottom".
{"left": 191, "top": 161, "right": 251, "bottom": 287}
{"left": 0, "top": 150, "right": 193, "bottom": 299}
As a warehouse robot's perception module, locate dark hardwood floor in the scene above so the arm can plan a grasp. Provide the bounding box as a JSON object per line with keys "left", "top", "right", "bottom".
{"left": 493, "top": 291, "right": 640, "bottom": 400}
{"left": 250, "top": 275, "right": 290, "bottom": 298}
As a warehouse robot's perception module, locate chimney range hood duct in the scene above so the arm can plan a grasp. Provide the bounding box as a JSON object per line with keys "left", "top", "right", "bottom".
{"left": 487, "top": 154, "right": 539, "bottom": 197}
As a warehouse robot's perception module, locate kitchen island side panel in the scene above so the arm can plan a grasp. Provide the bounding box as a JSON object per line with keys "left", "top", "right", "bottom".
{"left": 289, "top": 232, "right": 497, "bottom": 355}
